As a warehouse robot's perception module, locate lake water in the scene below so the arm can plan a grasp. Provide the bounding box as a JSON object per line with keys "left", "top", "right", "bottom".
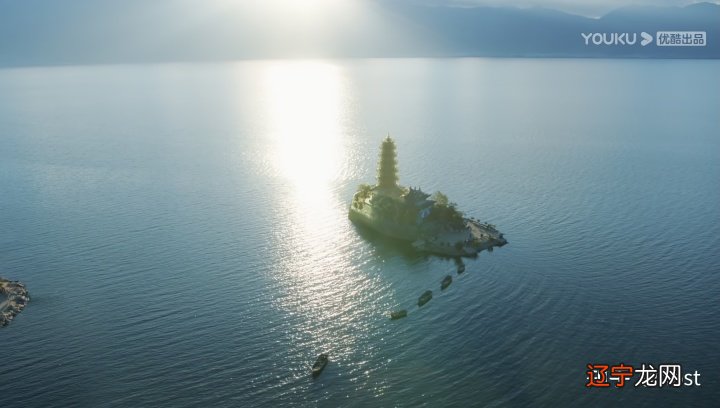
{"left": 1, "top": 59, "right": 718, "bottom": 407}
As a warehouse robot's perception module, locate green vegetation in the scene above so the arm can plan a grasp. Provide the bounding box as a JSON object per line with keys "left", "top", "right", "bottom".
{"left": 356, "top": 183, "right": 373, "bottom": 200}
{"left": 427, "top": 191, "right": 464, "bottom": 229}
{"left": 430, "top": 191, "right": 448, "bottom": 206}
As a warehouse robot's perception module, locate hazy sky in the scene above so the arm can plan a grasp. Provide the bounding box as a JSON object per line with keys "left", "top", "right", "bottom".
{"left": 415, "top": 0, "right": 716, "bottom": 17}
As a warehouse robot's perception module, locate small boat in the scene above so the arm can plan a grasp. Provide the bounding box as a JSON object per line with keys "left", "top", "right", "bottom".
{"left": 390, "top": 309, "right": 408, "bottom": 320}
{"left": 441, "top": 275, "right": 452, "bottom": 290}
{"left": 312, "top": 354, "right": 329, "bottom": 377}
{"left": 417, "top": 290, "right": 433, "bottom": 307}
{"left": 457, "top": 264, "right": 465, "bottom": 274}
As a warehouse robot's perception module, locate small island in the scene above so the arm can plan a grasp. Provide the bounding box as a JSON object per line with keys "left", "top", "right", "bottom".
{"left": 349, "top": 136, "right": 507, "bottom": 257}
{"left": 0, "top": 277, "right": 30, "bottom": 327}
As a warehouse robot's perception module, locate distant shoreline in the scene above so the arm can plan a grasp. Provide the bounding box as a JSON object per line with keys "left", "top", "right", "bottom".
{"left": 0, "top": 55, "right": 718, "bottom": 71}
{"left": 0, "top": 278, "right": 30, "bottom": 327}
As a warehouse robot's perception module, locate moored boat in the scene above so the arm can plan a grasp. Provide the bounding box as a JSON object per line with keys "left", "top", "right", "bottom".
{"left": 390, "top": 309, "right": 408, "bottom": 320}
{"left": 457, "top": 264, "right": 465, "bottom": 273}
{"left": 441, "top": 275, "right": 452, "bottom": 290}
{"left": 417, "top": 290, "right": 433, "bottom": 307}
{"left": 312, "top": 354, "right": 329, "bottom": 377}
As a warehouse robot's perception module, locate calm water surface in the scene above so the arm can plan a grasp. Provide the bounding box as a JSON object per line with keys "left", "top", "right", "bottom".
{"left": 1, "top": 59, "right": 719, "bottom": 407}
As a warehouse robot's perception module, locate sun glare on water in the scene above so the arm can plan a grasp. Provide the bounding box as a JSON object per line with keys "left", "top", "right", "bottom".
{"left": 258, "top": 61, "right": 378, "bottom": 371}
{"left": 263, "top": 61, "right": 346, "bottom": 199}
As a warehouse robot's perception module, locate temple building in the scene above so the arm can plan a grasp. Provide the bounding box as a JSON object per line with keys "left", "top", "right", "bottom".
{"left": 349, "top": 135, "right": 507, "bottom": 257}
{"left": 402, "top": 188, "right": 434, "bottom": 220}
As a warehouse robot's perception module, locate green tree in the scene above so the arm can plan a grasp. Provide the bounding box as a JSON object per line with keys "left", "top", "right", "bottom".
{"left": 357, "top": 183, "right": 373, "bottom": 199}
{"left": 431, "top": 191, "right": 449, "bottom": 207}
{"left": 377, "top": 136, "right": 399, "bottom": 189}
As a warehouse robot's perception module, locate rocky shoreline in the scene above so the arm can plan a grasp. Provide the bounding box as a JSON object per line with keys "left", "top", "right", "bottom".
{"left": 0, "top": 277, "right": 30, "bottom": 327}
{"left": 411, "top": 218, "right": 507, "bottom": 257}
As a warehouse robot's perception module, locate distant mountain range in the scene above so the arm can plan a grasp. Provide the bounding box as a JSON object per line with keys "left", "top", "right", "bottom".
{"left": 386, "top": 1, "right": 720, "bottom": 58}
{"left": 0, "top": 1, "right": 717, "bottom": 66}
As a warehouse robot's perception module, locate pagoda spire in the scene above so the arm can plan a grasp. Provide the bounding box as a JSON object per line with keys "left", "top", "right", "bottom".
{"left": 377, "top": 136, "right": 399, "bottom": 189}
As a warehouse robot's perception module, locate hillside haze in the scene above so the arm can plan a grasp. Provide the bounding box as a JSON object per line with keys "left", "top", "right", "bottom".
{"left": 0, "top": 0, "right": 718, "bottom": 66}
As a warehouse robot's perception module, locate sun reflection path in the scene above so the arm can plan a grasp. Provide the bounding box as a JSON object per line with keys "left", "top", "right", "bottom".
{"left": 261, "top": 61, "right": 390, "bottom": 369}
{"left": 264, "top": 61, "right": 346, "bottom": 197}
